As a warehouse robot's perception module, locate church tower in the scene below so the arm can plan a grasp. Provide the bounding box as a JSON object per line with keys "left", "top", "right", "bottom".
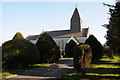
{"left": 70, "top": 8, "right": 82, "bottom": 33}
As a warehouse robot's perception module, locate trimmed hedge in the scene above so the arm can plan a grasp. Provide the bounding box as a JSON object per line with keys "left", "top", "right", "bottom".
{"left": 36, "top": 32, "right": 60, "bottom": 63}
{"left": 85, "top": 35, "right": 103, "bottom": 61}
{"left": 73, "top": 44, "right": 92, "bottom": 70}
{"left": 12, "top": 32, "right": 24, "bottom": 40}
{"left": 65, "top": 40, "right": 76, "bottom": 57}
{"left": 2, "top": 39, "right": 40, "bottom": 69}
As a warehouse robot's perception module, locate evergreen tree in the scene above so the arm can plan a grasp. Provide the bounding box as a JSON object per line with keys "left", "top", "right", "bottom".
{"left": 103, "top": 2, "right": 120, "bottom": 54}
{"left": 36, "top": 32, "right": 60, "bottom": 63}
{"left": 73, "top": 44, "right": 92, "bottom": 70}
{"left": 12, "top": 32, "right": 24, "bottom": 40}
{"left": 65, "top": 40, "right": 76, "bottom": 57}
{"left": 85, "top": 35, "right": 103, "bottom": 61}
{"left": 2, "top": 39, "right": 40, "bottom": 69}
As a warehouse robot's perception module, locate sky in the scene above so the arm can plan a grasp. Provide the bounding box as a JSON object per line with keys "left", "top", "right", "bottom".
{"left": 1, "top": 0, "right": 115, "bottom": 46}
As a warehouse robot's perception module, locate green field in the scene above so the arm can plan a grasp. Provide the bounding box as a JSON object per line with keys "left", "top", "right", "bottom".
{"left": 61, "top": 55, "right": 120, "bottom": 80}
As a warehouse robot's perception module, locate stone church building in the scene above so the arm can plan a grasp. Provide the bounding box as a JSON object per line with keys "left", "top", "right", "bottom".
{"left": 26, "top": 8, "right": 90, "bottom": 52}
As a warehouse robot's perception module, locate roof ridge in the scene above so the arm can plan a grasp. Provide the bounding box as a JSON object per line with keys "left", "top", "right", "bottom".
{"left": 47, "top": 29, "right": 70, "bottom": 32}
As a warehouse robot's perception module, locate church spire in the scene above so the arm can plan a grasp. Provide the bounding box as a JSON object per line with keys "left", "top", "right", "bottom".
{"left": 72, "top": 7, "right": 80, "bottom": 18}
{"left": 70, "top": 7, "right": 82, "bottom": 33}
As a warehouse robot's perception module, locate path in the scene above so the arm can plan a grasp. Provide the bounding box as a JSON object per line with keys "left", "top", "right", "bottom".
{"left": 4, "top": 58, "right": 73, "bottom": 80}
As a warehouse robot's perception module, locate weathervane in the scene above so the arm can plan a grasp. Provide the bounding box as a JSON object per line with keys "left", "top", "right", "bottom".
{"left": 75, "top": 4, "right": 78, "bottom": 8}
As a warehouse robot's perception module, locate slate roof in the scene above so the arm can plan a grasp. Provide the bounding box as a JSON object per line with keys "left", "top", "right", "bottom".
{"left": 26, "top": 35, "right": 40, "bottom": 40}
{"left": 54, "top": 28, "right": 88, "bottom": 38}
{"left": 47, "top": 30, "right": 70, "bottom": 37}
{"left": 71, "top": 7, "right": 80, "bottom": 19}
{"left": 26, "top": 28, "right": 89, "bottom": 40}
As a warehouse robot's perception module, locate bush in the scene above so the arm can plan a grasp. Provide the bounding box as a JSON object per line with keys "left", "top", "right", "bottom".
{"left": 12, "top": 32, "right": 24, "bottom": 40}
{"left": 85, "top": 35, "right": 103, "bottom": 61}
{"left": 65, "top": 40, "right": 76, "bottom": 57}
{"left": 73, "top": 44, "right": 92, "bottom": 70}
{"left": 36, "top": 32, "right": 60, "bottom": 63}
{"left": 2, "top": 39, "right": 40, "bottom": 69}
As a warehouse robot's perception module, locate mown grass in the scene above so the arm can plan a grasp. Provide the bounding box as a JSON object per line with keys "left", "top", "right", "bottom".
{"left": 1, "top": 63, "right": 52, "bottom": 78}
{"left": 61, "top": 55, "right": 120, "bottom": 80}
{"left": 60, "top": 57, "right": 73, "bottom": 60}
{"left": 30, "top": 63, "right": 52, "bottom": 67}
{"left": 1, "top": 69, "right": 26, "bottom": 78}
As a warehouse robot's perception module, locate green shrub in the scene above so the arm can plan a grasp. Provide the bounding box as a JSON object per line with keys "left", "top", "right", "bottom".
{"left": 65, "top": 40, "right": 76, "bottom": 57}
{"left": 73, "top": 44, "right": 92, "bottom": 70}
{"left": 12, "top": 32, "right": 24, "bottom": 40}
{"left": 85, "top": 35, "right": 103, "bottom": 61}
{"left": 2, "top": 39, "right": 40, "bottom": 69}
{"left": 36, "top": 32, "right": 60, "bottom": 63}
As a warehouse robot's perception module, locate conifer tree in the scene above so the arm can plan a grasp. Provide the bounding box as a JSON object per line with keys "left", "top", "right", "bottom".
{"left": 85, "top": 35, "right": 103, "bottom": 61}
{"left": 12, "top": 32, "right": 24, "bottom": 40}
{"left": 36, "top": 32, "right": 60, "bottom": 63}
{"left": 103, "top": 2, "right": 120, "bottom": 54}
{"left": 2, "top": 39, "right": 40, "bottom": 69}
{"left": 65, "top": 40, "right": 76, "bottom": 57}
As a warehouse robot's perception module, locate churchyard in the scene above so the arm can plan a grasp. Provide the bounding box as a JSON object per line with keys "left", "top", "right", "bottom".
{"left": 1, "top": 31, "right": 120, "bottom": 80}
{"left": 1, "top": 1, "right": 120, "bottom": 80}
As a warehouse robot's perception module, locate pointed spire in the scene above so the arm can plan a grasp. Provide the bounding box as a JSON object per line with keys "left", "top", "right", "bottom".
{"left": 72, "top": 7, "right": 80, "bottom": 18}
{"left": 70, "top": 7, "right": 82, "bottom": 33}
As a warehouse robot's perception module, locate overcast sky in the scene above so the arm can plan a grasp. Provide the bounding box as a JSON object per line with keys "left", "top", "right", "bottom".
{"left": 1, "top": 1, "right": 115, "bottom": 45}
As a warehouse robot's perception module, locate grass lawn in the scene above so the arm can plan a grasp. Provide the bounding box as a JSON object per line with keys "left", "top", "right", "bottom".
{"left": 61, "top": 55, "right": 120, "bottom": 80}
{"left": 60, "top": 57, "right": 73, "bottom": 60}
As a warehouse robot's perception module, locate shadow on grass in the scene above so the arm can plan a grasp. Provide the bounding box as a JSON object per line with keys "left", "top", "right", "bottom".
{"left": 92, "top": 60, "right": 120, "bottom": 65}
{"left": 60, "top": 56, "right": 120, "bottom": 80}
{"left": 60, "top": 69, "right": 120, "bottom": 80}
{"left": 86, "top": 68, "right": 120, "bottom": 74}
{"left": 3, "top": 58, "right": 73, "bottom": 80}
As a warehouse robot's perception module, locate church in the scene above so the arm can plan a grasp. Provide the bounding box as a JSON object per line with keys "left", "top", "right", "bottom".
{"left": 26, "top": 8, "right": 90, "bottom": 51}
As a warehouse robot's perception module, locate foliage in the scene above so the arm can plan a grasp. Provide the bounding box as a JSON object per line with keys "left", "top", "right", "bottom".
{"left": 0, "top": 46, "right": 1, "bottom": 50}
{"left": 12, "top": 32, "right": 24, "bottom": 40}
{"left": 73, "top": 44, "right": 92, "bottom": 70}
{"left": 36, "top": 32, "right": 60, "bottom": 63}
{"left": 103, "top": 2, "right": 120, "bottom": 54}
{"left": 65, "top": 40, "right": 76, "bottom": 57}
{"left": 103, "top": 43, "right": 109, "bottom": 55}
{"left": 85, "top": 35, "right": 103, "bottom": 61}
{"left": 2, "top": 39, "right": 40, "bottom": 69}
